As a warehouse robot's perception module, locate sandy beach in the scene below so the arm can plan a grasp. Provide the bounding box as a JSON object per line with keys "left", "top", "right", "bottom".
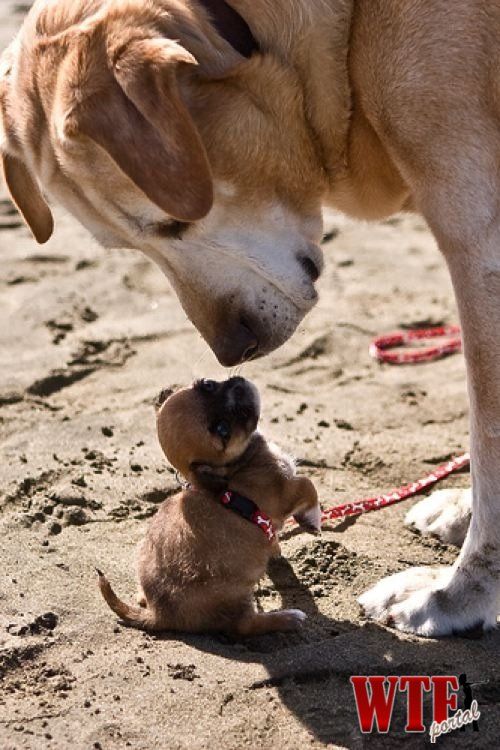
{"left": 1, "top": 2, "right": 499, "bottom": 747}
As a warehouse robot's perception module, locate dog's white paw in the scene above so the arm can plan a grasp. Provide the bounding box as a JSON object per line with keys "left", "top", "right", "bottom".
{"left": 359, "top": 566, "right": 497, "bottom": 637}
{"left": 405, "top": 488, "right": 471, "bottom": 546}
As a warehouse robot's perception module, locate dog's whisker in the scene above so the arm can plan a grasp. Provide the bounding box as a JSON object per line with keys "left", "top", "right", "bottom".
{"left": 190, "top": 346, "right": 212, "bottom": 378}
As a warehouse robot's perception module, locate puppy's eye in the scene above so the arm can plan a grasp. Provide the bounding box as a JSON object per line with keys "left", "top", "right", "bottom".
{"left": 197, "top": 379, "right": 217, "bottom": 393}
{"left": 213, "top": 421, "right": 231, "bottom": 440}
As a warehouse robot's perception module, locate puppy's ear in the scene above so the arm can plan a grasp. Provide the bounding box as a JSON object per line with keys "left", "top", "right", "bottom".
{"left": 0, "top": 64, "right": 53, "bottom": 244}
{"left": 155, "top": 388, "right": 174, "bottom": 411}
{"left": 58, "top": 35, "right": 213, "bottom": 222}
{"left": 190, "top": 464, "right": 228, "bottom": 494}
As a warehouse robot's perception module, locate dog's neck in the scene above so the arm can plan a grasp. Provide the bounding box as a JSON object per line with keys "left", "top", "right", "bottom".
{"left": 229, "top": 0, "right": 354, "bottom": 177}
{"left": 168, "top": 0, "right": 353, "bottom": 182}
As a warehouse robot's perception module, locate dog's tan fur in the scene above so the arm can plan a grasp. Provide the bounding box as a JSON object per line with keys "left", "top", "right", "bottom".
{"left": 3, "top": 0, "right": 500, "bottom": 635}
{"left": 98, "top": 379, "right": 319, "bottom": 635}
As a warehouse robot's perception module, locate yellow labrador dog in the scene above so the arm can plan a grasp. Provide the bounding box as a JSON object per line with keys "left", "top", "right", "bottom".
{"left": 1, "top": 0, "right": 499, "bottom": 637}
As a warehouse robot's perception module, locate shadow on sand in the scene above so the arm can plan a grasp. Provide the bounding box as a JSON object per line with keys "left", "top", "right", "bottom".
{"left": 145, "top": 555, "right": 499, "bottom": 747}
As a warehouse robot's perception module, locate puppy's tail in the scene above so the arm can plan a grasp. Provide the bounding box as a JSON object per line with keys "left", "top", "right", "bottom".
{"left": 96, "top": 569, "right": 158, "bottom": 631}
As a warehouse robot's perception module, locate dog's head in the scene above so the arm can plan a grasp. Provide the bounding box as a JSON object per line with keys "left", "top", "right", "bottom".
{"left": 156, "top": 376, "right": 261, "bottom": 485}
{"left": 0, "top": 1, "right": 327, "bottom": 365}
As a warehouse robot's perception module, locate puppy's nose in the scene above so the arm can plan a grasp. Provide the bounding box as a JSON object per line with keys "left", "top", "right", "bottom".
{"left": 213, "top": 320, "right": 258, "bottom": 367}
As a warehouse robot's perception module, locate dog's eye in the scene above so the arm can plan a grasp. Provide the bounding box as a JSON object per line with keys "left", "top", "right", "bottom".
{"left": 197, "top": 379, "right": 217, "bottom": 393}
{"left": 213, "top": 421, "right": 231, "bottom": 440}
{"left": 155, "top": 220, "right": 190, "bottom": 240}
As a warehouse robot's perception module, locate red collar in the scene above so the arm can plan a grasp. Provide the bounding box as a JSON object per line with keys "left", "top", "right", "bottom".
{"left": 198, "top": 0, "right": 259, "bottom": 58}
{"left": 220, "top": 490, "right": 276, "bottom": 542}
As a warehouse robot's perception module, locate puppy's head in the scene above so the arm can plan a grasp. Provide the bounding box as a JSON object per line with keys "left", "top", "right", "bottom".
{"left": 156, "top": 377, "right": 260, "bottom": 486}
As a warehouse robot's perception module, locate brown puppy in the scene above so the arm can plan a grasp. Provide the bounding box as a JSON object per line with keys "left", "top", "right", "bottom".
{"left": 98, "top": 377, "right": 320, "bottom": 635}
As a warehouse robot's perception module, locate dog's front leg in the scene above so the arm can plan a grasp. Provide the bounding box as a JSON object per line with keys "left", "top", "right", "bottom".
{"left": 404, "top": 487, "right": 471, "bottom": 546}
{"left": 360, "top": 187, "right": 500, "bottom": 636}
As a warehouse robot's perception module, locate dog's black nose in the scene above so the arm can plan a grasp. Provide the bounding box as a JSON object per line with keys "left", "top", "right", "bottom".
{"left": 298, "top": 244, "right": 324, "bottom": 283}
{"left": 299, "top": 255, "right": 321, "bottom": 282}
{"left": 213, "top": 320, "right": 258, "bottom": 367}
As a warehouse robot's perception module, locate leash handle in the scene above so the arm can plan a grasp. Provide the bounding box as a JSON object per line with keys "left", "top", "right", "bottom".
{"left": 369, "top": 324, "right": 462, "bottom": 364}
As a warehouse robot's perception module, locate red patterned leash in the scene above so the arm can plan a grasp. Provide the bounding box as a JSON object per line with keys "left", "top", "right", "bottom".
{"left": 369, "top": 324, "right": 462, "bottom": 365}
{"left": 295, "top": 325, "right": 469, "bottom": 525}
{"left": 319, "top": 453, "right": 470, "bottom": 522}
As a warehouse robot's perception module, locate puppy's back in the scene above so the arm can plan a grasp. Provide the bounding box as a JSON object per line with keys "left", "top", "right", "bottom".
{"left": 142, "top": 488, "right": 270, "bottom": 586}
{"left": 131, "top": 488, "right": 269, "bottom": 630}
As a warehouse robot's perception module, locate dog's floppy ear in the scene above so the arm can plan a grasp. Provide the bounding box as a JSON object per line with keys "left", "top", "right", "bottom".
{"left": 1, "top": 155, "right": 54, "bottom": 243}
{"left": 0, "top": 63, "right": 54, "bottom": 244}
{"left": 61, "top": 36, "right": 213, "bottom": 222}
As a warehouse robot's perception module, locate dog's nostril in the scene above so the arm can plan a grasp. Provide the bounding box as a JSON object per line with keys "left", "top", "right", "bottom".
{"left": 239, "top": 319, "right": 259, "bottom": 362}
{"left": 214, "top": 320, "right": 259, "bottom": 367}
{"left": 242, "top": 341, "right": 258, "bottom": 362}
{"left": 298, "top": 255, "right": 321, "bottom": 282}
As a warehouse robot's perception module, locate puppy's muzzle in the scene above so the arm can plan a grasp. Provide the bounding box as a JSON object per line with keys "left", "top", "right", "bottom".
{"left": 225, "top": 377, "right": 260, "bottom": 427}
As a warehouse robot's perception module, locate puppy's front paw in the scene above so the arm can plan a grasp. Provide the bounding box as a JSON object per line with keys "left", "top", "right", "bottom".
{"left": 294, "top": 503, "right": 322, "bottom": 535}
{"left": 405, "top": 488, "right": 471, "bottom": 546}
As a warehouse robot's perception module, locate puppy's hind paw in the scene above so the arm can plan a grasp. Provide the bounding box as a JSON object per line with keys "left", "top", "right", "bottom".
{"left": 236, "top": 607, "right": 307, "bottom": 636}
{"left": 280, "top": 609, "right": 307, "bottom": 631}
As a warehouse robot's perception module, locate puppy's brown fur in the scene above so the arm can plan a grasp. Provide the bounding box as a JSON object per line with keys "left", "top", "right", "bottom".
{"left": 98, "top": 378, "right": 319, "bottom": 635}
